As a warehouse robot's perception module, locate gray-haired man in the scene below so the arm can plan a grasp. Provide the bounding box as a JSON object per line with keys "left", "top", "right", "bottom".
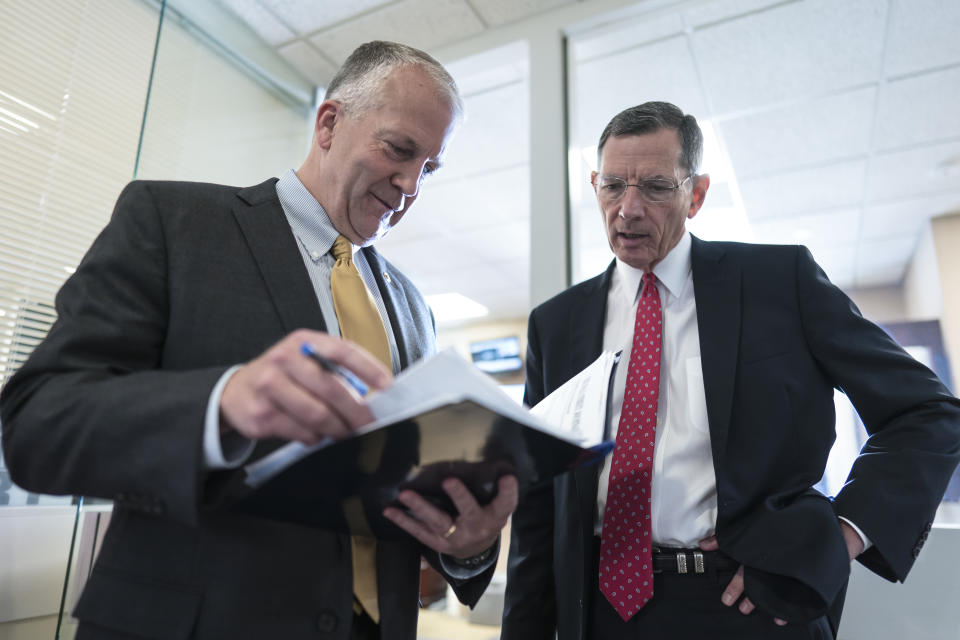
{"left": 2, "top": 41, "right": 516, "bottom": 640}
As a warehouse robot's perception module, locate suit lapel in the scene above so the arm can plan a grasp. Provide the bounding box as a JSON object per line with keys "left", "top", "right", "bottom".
{"left": 362, "top": 247, "right": 417, "bottom": 370}
{"left": 569, "top": 261, "right": 616, "bottom": 539}
{"left": 691, "top": 236, "right": 741, "bottom": 463}
{"left": 232, "top": 179, "right": 326, "bottom": 334}
{"left": 568, "top": 261, "right": 614, "bottom": 378}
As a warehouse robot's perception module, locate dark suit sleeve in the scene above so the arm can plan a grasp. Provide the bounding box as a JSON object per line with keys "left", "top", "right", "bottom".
{"left": 794, "top": 245, "right": 960, "bottom": 581}
{"left": 501, "top": 309, "right": 558, "bottom": 640}
{"left": 0, "top": 181, "right": 224, "bottom": 526}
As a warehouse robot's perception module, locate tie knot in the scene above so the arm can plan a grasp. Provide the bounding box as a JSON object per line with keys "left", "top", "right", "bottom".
{"left": 642, "top": 272, "right": 657, "bottom": 294}
{"left": 332, "top": 235, "right": 353, "bottom": 262}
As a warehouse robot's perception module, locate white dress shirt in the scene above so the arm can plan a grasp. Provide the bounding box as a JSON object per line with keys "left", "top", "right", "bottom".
{"left": 595, "top": 232, "right": 718, "bottom": 546}
{"left": 594, "top": 231, "right": 870, "bottom": 550}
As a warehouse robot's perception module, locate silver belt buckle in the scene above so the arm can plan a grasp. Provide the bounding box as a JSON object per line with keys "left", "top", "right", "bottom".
{"left": 676, "top": 552, "right": 688, "bottom": 574}
{"left": 693, "top": 551, "right": 705, "bottom": 574}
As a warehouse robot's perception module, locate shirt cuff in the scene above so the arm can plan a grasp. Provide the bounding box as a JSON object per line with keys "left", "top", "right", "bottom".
{"left": 203, "top": 365, "right": 256, "bottom": 470}
{"left": 438, "top": 539, "right": 499, "bottom": 580}
{"left": 838, "top": 516, "right": 873, "bottom": 551}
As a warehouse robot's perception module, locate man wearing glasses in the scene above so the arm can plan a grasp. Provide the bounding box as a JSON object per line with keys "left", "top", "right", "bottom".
{"left": 502, "top": 101, "right": 960, "bottom": 639}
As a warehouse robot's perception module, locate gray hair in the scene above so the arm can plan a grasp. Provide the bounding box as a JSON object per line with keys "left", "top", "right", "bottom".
{"left": 325, "top": 41, "right": 463, "bottom": 120}
{"left": 597, "top": 101, "right": 703, "bottom": 175}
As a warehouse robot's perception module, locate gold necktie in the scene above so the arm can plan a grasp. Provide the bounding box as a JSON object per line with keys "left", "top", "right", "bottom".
{"left": 330, "top": 235, "right": 390, "bottom": 624}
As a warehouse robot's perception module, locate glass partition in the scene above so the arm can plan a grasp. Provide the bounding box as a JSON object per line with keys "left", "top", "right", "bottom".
{"left": 0, "top": 1, "right": 161, "bottom": 635}
{"left": 0, "top": 0, "right": 313, "bottom": 636}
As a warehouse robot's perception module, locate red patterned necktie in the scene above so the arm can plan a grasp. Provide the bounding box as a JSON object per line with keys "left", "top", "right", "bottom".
{"left": 599, "top": 271, "right": 662, "bottom": 621}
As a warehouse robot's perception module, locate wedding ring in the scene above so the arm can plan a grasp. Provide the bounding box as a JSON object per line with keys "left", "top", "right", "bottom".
{"left": 442, "top": 523, "right": 457, "bottom": 539}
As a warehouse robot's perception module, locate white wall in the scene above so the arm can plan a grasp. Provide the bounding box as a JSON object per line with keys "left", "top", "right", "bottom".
{"left": 839, "top": 525, "right": 960, "bottom": 640}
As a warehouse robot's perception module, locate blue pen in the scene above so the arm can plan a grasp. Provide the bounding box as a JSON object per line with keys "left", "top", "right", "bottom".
{"left": 300, "top": 342, "right": 369, "bottom": 397}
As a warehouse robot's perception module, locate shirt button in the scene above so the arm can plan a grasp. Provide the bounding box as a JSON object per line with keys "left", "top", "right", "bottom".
{"left": 310, "top": 251, "right": 320, "bottom": 260}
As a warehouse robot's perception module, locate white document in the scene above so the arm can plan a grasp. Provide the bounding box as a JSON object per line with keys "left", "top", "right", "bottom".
{"left": 530, "top": 350, "right": 621, "bottom": 447}
{"left": 244, "top": 349, "right": 582, "bottom": 488}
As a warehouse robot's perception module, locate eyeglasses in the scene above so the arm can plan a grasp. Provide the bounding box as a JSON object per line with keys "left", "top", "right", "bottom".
{"left": 591, "top": 174, "right": 692, "bottom": 204}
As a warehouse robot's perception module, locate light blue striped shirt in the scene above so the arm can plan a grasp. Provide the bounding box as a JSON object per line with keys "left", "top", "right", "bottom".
{"left": 204, "top": 169, "right": 403, "bottom": 468}
{"left": 275, "top": 168, "right": 401, "bottom": 374}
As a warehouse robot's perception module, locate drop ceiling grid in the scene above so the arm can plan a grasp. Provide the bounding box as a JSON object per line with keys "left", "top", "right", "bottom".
{"left": 213, "top": 0, "right": 960, "bottom": 304}
{"left": 307, "top": 0, "right": 486, "bottom": 64}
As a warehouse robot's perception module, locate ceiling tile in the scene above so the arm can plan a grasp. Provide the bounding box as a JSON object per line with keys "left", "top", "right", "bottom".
{"left": 259, "top": 0, "right": 393, "bottom": 36}
{"left": 861, "top": 190, "right": 960, "bottom": 241}
{"left": 692, "top": 0, "right": 886, "bottom": 114}
{"left": 570, "top": 11, "right": 684, "bottom": 63}
{"left": 440, "top": 81, "right": 529, "bottom": 180}
{"left": 857, "top": 235, "right": 917, "bottom": 269}
{"left": 277, "top": 40, "right": 337, "bottom": 85}
{"left": 445, "top": 41, "right": 528, "bottom": 97}
{"left": 682, "top": 0, "right": 788, "bottom": 28}
{"left": 885, "top": 0, "right": 960, "bottom": 78}
{"left": 719, "top": 87, "right": 875, "bottom": 178}
{"left": 750, "top": 208, "right": 861, "bottom": 247}
{"left": 309, "top": 0, "right": 485, "bottom": 66}
{"left": 217, "top": 0, "right": 296, "bottom": 45}
{"left": 805, "top": 244, "right": 856, "bottom": 289}
{"left": 418, "top": 166, "right": 531, "bottom": 232}
{"left": 866, "top": 140, "right": 960, "bottom": 202}
{"left": 875, "top": 66, "right": 960, "bottom": 152}
{"left": 373, "top": 165, "right": 531, "bottom": 254}
{"left": 854, "top": 235, "right": 918, "bottom": 287}
{"left": 571, "top": 34, "right": 707, "bottom": 145}
{"left": 738, "top": 159, "right": 866, "bottom": 221}
{"left": 854, "top": 263, "right": 906, "bottom": 289}
{"left": 422, "top": 263, "right": 510, "bottom": 294}
{"left": 471, "top": 0, "right": 576, "bottom": 27}
{"left": 376, "top": 232, "right": 482, "bottom": 285}
{"left": 455, "top": 220, "right": 531, "bottom": 263}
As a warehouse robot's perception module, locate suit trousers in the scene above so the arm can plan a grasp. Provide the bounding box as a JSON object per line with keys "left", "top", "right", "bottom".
{"left": 588, "top": 537, "right": 833, "bottom": 640}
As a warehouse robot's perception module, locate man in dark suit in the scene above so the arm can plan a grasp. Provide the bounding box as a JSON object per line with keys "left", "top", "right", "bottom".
{"left": 501, "top": 101, "right": 960, "bottom": 639}
{"left": 0, "top": 41, "right": 516, "bottom": 639}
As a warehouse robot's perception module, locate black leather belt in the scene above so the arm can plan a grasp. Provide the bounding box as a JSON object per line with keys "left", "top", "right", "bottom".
{"left": 651, "top": 546, "right": 739, "bottom": 574}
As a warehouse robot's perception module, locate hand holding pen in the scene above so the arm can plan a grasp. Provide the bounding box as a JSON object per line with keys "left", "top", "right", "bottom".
{"left": 219, "top": 329, "right": 392, "bottom": 445}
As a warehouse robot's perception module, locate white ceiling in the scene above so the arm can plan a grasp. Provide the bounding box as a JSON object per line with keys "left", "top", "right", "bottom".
{"left": 212, "top": 0, "right": 960, "bottom": 322}
{"left": 570, "top": 0, "right": 960, "bottom": 291}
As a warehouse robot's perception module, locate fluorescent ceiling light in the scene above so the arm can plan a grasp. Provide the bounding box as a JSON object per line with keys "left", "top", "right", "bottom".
{"left": 425, "top": 292, "right": 489, "bottom": 324}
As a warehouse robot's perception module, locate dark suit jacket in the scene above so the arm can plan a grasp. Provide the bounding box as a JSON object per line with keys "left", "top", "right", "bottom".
{"left": 0, "top": 179, "right": 495, "bottom": 639}
{"left": 501, "top": 236, "right": 960, "bottom": 640}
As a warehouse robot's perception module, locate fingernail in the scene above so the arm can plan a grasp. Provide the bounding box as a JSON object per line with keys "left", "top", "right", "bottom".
{"left": 722, "top": 594, "right": 733, "bottom": 605}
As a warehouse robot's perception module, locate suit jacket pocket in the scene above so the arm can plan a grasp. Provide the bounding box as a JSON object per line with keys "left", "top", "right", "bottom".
{"left": 75, "top": 568, "right": 201, "bottom": 639}
{"left": 725, "top": 491, "right": 849, "bottom": 623}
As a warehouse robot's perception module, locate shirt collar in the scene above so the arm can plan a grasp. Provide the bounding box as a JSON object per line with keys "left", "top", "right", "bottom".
{"left": 275, "top": 168, "right": 356, "bottom": 256}
{"left": 614, "top": 231, "right": 692, "bottom": 304}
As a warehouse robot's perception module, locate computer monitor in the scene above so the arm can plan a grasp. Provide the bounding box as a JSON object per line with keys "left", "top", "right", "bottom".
{"left": 469, "top": 336, "right": 522, "bottom": 374}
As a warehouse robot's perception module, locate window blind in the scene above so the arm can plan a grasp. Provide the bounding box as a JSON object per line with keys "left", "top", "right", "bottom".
{"left": 0, "top": 0, "right": 158, "bottom": 387}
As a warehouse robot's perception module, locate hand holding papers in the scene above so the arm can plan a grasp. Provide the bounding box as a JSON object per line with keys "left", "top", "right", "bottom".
{"left": 231, "top": 350, "right": 615, "bottom": 538}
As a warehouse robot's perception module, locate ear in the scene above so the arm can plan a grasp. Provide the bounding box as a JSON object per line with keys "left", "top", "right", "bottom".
{"left": 687, "top": 173, "right": 710, "bottom": 220}
{"left": 313, "top": 100, "right": 342, "bottom": 150}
